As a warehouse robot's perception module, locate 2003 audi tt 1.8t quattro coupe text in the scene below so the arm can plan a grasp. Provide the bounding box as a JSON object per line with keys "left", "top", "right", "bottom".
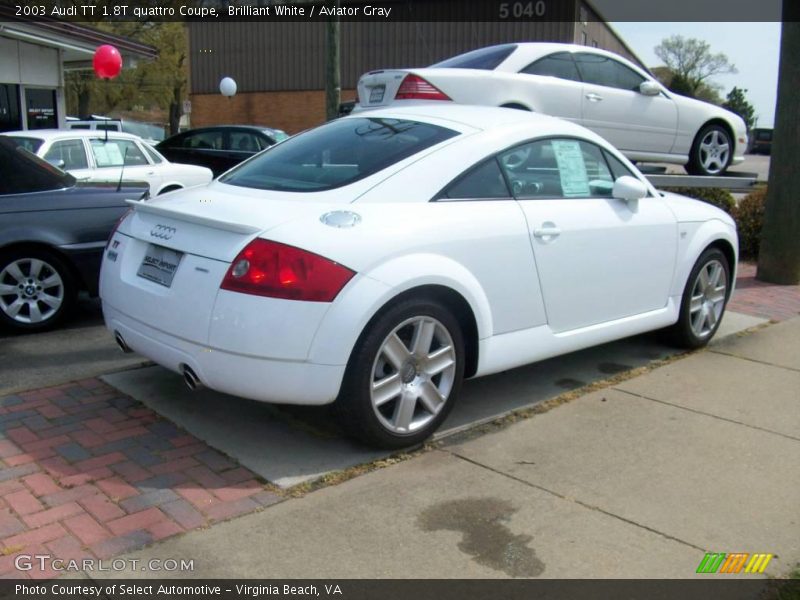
{"left": 100, "top": 106, "right": 737, "bottom": 448}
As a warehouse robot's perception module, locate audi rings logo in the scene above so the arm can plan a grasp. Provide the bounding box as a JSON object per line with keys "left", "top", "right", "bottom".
{"left": 150, "top": 224, "right": 176, "bottom": 240}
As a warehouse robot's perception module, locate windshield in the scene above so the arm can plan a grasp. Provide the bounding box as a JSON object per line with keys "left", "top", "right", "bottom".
{"left": 430, "top": 44, "right": 517, "bottom": 70}
{"left": 0, "top": 137, "right": 75, "bottom": 195}
{"left": 219, "top": 117, "right": 458, "bottom": 192}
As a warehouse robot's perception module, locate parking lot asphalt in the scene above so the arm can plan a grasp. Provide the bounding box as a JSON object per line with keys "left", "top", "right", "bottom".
{"left": 0, "top": 298, "right": 148, "bottom": 398}
{"left": 0, "top": 263, "right": 797, "bottom": 578}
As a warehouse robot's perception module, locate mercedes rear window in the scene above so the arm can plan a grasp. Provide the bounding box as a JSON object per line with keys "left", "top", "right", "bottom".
{"left": 430, "top": 44, "right": 517, "bottom": 70}
{"left": 219, "top": 117, "right": 458, "bottom": 192}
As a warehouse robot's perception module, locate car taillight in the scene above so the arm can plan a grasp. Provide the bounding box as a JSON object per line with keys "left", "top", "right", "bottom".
{"left": 395, "top": 74, "right": 451, "bottom": 101}
{"left": 106, "top": 209, "right": 132, "bottom": 250}
{"left": 221, "top": 239, "right": 355, "bottom": 302}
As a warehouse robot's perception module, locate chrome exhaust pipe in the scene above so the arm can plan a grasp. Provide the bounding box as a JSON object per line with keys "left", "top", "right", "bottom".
{"left": 182, "top": 366, "right": 203, "bottom": 391}
{"left": 114, "top": 332, "right": 132, "bottom": 354}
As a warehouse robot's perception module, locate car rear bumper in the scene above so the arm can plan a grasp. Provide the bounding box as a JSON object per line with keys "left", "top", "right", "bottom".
{"left": 104, "top": 303, "right": 346, "bottom": 406}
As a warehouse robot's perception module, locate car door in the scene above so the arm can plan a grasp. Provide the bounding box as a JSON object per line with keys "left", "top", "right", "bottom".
{"left": 501, "top": 137, "right": 677, "bottom": 333}
{"left": 574, "top": 53, "right": 678, "bottom": 154}
{"left": 87, "top": 137, "right": 162, "bottom": 192}
{"left": 515, "top": 51, "right": 584, "bottom": 125}
{"left": 173, "top": 129, "right": 230, "bottom": 176}
{"left": 41, "top": 138, "right": 93, "bottom": 181}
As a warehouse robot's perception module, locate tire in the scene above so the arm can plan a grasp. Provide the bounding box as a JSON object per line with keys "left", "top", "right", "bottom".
{"left": 0, "top": 248, "right": 76, "bottom": 333}
{"left": 667, "top": 247, "right": 730, "bottom": 349}
{"left": 335, "top": 297, "right": 465, "bottom": 449}
{"left": 686, "top": 124, "right": 733, "bottom": 176}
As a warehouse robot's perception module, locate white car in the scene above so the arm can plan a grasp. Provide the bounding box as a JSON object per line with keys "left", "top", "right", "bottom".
{"left": 3, "top": 130, "right": 212, "bottom": 195}
{"left": 100, "top": 106, "right": 737, "bottom": 448}
{"left": 355, "top": 43, "right": 748, "bottom": 176}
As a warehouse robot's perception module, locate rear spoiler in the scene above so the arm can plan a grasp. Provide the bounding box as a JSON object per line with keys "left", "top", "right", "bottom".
{"left": 125, "top": 199, "right": 261, "bottom": 235}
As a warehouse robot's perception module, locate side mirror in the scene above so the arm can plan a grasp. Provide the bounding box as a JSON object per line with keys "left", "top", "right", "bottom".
{"left": 47, "top": 158, "right": 66, "bottom": 170}
{"left": 639, "top": 81, "right": 661, "bottom": 96}
{"left": 613, "top": 176, "right": 648, "bottom": 203}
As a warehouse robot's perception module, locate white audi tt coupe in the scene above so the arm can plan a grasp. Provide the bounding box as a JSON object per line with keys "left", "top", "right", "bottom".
{"left": 100, "top": 106, "right": 737, "bottom": 448}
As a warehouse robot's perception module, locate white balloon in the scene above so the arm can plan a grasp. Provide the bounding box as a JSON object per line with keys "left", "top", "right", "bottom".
{"left": 219, "top": 77, "right": 237, "bottom": 97}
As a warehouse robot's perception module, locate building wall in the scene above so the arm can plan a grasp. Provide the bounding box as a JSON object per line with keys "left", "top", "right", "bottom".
{"left": 191, "top": 89, "right": 356, "bottom": 134}
{"left": 573, "top": 2, "right": 646, "bottom": 69}
{"left": 0, "top": 36, "right": 65, "bottom": 130}
{"left": 190, "top": 21, "right": 577, "bottom": 94}
{"left": 188, "top": 10, "right": 647, "bottom": 133}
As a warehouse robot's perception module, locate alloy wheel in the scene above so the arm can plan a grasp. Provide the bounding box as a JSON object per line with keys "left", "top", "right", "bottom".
{"left": 370, "top": 316, "right": 457, "bottom": 435}
{"left": 699, "top": 129, "right": 731, "bottom": 175}
{"left": 0, "top": 258, "right": 65, "bottom": 325}
{"left": 689, "top": 259, "right": 727, "bottom": 338}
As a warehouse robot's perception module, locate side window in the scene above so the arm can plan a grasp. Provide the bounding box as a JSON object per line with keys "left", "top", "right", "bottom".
{"left": 183, "top": 131, "right": 222, "bottom": 150}
{"left": 89, "top": 139, "right": 149, "bottom": 167}
{"left": 575, "top": 53, "right": 644, "bottom": 91}
{"left": 602, "top": 149, "right": 636, "bottom": 181}
{"left": 497, "top": 140, "right": 564, "bottom": 198}
{"left": 521, "top": 52, "right": 581, "bottom": 82}
{"left": 43, "top": 140, "right": 88, "bottom": 170}
{"left": 142, "top": 144, "right": 164, "bottom": 164}
{"left": 498, "top": 139, "right": 620, "bottom": 199}
{"left": 229, "top": 132, "right": 263, "bottom": 152}
{"left": 579, "top": 142, "right": 615, "bottom": 197}
{"left": 439, "top": 158, "right": 510, "bottom": 200}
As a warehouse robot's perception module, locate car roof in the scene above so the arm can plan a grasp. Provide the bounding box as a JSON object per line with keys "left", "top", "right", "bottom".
{"left": 2, "top": 129, "right": 144, "bottom": 141}
{"left": 174, "top": 125, "right": 279, "bottom": 134}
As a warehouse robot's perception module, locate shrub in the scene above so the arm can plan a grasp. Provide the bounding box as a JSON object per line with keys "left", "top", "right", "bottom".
{"left": 662, "top": 187, "right": 736, "bottom": 214}
{"left": 734, "top": 187, "right": 766, "bottom": 260}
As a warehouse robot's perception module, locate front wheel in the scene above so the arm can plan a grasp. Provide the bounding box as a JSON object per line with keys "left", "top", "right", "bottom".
{"left": 335, "top": 297, "right": 465, "bottom": 449}
{"left": 686, "top": 124, "right": 733, "bottom": 176}
{"left": 667, "top": 248, "right": 730, "bottom": 349}
{"left": 0, "top": 249, "right": 76, "bottom": 332}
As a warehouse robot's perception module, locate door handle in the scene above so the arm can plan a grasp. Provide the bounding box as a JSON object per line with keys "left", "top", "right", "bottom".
{"left": 533, "top": 226, "right": 561, "bottom": 240}
{"left": 585, "top": 93, "right": 603, "bottom": 102}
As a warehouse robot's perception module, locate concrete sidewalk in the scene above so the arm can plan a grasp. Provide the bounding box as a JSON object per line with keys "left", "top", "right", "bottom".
{"left": 97, "top": 317, "right": 800, "bottom": 580}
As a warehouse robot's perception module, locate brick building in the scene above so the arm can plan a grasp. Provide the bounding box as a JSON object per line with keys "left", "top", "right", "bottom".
{"left": 188, "top": 1, "right": 643, "bottom": 134}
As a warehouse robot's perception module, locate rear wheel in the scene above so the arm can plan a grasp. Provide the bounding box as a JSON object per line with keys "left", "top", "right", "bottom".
{"left": 686, "top": 124, "right": 733, "bottom": 176}
{"left": 335, "top": 297, "right": 465, "bottom": 449}
{"left": 0, "top": 249, "right": 76, "bottom": 332}
{"left": 667, "top": 248, "right": 730, "bottom": 348}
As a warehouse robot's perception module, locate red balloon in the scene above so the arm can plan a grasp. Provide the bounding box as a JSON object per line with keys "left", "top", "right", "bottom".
{"left": 93, "top": 45, "right": 122, "bottom": 79}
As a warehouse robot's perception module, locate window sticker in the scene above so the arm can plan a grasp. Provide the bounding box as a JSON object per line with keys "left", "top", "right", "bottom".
{"left": 551, "top": 140, "right": 590, "bottom": 197}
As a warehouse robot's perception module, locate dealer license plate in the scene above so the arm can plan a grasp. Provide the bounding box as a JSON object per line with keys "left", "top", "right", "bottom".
{"left": 137, "top": 244, "right": 183, "bottom": 288}
{"left": 369, "top": 85, "right": 385, "bottom": 104}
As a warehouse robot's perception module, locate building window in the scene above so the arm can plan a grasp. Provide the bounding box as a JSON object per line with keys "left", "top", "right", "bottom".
{"left": 0, "top": 84, "right": 21, "bottom": 133}
{"left": 25, "top": 88, "right": 57, "bottom": 130}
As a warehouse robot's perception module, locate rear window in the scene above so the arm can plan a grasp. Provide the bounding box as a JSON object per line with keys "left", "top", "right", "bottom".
{"left": 219, "top": 117, "right": 458, "bottom": 192}
{"left": 6, "top": 136, "right": 43, "bottom": 153}
{"left": 430, "top": 44, "right": 517, "bottom": 70}
{"left": 755, "top": 130, "right": 772, "bottom": 141}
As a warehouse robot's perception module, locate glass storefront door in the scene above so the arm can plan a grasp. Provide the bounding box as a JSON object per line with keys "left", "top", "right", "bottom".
{"left": 25, "top": 88, "right": 57, "bottom": 129}
{"left": 0, "top": 84, "right": 21, "bottom": 133}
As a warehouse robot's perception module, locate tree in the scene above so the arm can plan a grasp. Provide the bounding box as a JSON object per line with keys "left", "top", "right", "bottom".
{"left": 64, "top": 22, "right": 188, "bottom": 135}
{"left": 723, "top": 87, "right": 757, "bottom": 130}
{"left": 650, "top": 65, "right": 722, "bottom": 104}
{"left": 757, "top": 9, "right": 800, "bottom": 284}
{"left": 654, "top": 35, "right": 737, "bottom": 99}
